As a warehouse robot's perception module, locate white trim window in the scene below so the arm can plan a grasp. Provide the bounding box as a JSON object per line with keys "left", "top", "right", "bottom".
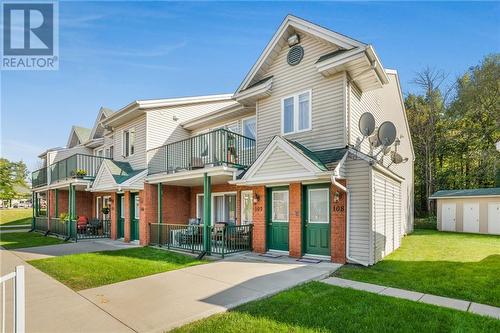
{"left": 271, "top": 190, "right": 289, "bottom": 222}
{"left": 123, "top": 129, "right": 135, "bottom": 157}
{"left": 241, "top": 190, "right": 253, "bottom": 225}
{"left": 281, "top": 90, "right": 312, "bottom": 135}
{"left": 242, "top": 116, "right": 256, "bottom": 140}
{"left": 134, "top": 195, "right": 140, "bottom": 219}
{"left": 96, "top": 149, "right": 103, "bottom": 157}
{"left": 308, "top": 188, "right": 329, "bottom": 223}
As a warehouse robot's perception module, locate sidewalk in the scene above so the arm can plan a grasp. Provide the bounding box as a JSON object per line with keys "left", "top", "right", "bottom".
{"left": 323, "top": 277, "right": 500, "bottom": 320}
{"left": 0, "top": 248, "right": 134, "bottom": 333}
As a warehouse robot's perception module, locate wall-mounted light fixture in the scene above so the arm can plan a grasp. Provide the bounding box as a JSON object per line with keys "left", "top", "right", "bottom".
{"left": 253, "top": 193, "right": 260, "bottom": 204}
{"left": 333, "top": 191, "right": 340, "bottom": 203}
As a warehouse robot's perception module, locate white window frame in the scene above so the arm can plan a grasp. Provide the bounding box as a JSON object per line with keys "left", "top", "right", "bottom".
{"left": 281, "top": 89, "right": 312, "bottom": 135}
{"left": 96, "top": 149, "right": 104, "bottom": 157}
{"left": 96, "top": 196, "right": 101, "bottom": 219}
{"left": 271, "top": 190, "right": 289, "bottom": 222}
{"left": 241, "top": 190, "right": 253, "bottom": 225}
{"left": 196, "top": 192, "right": 238, "bottom": 225}
{"left": 103, "top": 196, "right": 111, "bottom": 218}
{"left": 134, "top": 195, "right": 139, "bottom": 219}
{"left": 308, "top": 188, "right": 330, "bottom": 224}
{"left": 120, "top": 196, "right": 125, "bottom": 219}
{"left": 241, "top": 116, "right": 257, "bottom": 140}
{"left": 122, "top": 128, "right": 135, "bottom": 157}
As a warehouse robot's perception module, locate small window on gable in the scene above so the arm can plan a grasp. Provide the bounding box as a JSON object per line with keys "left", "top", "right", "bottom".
{"left": 123, "top": 129, "right": 135, "bottom": 157}
{"left": 281, "top": 90, "right": 312, "bottom": 135}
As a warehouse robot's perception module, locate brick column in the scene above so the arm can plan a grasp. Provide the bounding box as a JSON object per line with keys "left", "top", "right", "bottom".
{"left": 140, "top": 183, "right": 158, "bottom": 245}
{"left": 124, "top": 191, "right": 131, "bottom": 242}
{"left": 331, "top": 180, "right": 347, "bottom": 264}
{"left": 289, "top": 183, "right": 302, "bottom": 258}
{"left": 110, "top": 192, "right": 118, "bottom": 240}
{"left": 252, "top": 186, "right": 266, "bottom": 253}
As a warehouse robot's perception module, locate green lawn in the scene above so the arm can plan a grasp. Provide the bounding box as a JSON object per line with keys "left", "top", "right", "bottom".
{"left": 0, "top": 232, "right": 64, "bottom": 249}
{"left": 29, "top": 247, "right": 206, "bottom": 290}
{"left": 0, "top": 208, "right": 32, "bottom": 227}
{"left": 335, "top": 229, "right": 500, "bottom": 307}
{"left": 172, "top": 282, "right": 500, "bottom": 333}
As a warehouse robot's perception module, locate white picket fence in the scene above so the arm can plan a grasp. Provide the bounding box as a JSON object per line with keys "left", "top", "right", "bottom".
{"left": 0, "top": 266, "right": 25, "bottom": 333}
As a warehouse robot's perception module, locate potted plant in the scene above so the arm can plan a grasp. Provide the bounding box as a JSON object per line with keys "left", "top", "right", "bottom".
{"left": 72, "top": 169, "right": 87, "bottom": 179}
{"left": 101, "top": 206, "right": 110, "bottom": 216}
{"left": 59, "top": 212, "right": 70, "bottom": 223}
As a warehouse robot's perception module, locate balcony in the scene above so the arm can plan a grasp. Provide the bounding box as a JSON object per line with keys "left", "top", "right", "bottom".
{"left": 148, "top": 128, "right": 256, "bottom": 175}
{"left": 49, "top": 154, "right": 110, "bottom": 184}
{"left": 32, "top": 167, "right": 48, "bottom": 188}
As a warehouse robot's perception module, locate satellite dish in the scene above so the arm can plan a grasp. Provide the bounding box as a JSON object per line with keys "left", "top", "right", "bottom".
{"left": 377, "top": 121, "right": 397, "bottom": 147}
{"left": 390, "top": 151, "right": 404, "bottom": 164}
{"left": 369, "top": 134, "right": 381, "bottom": 148}
{"left": 358, "top": 113, "right": 375, "bottom": 136}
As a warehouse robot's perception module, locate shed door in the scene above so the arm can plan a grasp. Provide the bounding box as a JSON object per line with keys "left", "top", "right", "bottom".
{"left": 463, "top": 203, "right": 479, "bottom": 233}
{"left": 487, "top": 202, "right": 500, "bottom": 235}
{"left": 441, "top": 203, "right": 456, "bottom": 231}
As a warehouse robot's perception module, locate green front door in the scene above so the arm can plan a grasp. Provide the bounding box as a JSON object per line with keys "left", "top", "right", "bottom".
{"left": 117, "top": 194, "right": 124, "bottom": 238}
{"left": 267, "top": 187, "right": 289, "bottom": 251}
{"left": 130, "top": 193, "right": 140, "bottom": 241}
{"left": 303, "top": 185, "right": 330, "bottom": 256}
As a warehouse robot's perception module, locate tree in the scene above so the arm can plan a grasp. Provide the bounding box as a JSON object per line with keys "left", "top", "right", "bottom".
{"left": 0, "top": 158, "right": 30, "bottom": 205}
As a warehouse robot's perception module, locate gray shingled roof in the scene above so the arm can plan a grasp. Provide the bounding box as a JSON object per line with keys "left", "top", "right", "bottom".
{"left": 430, "top": 188, "right": 500, "bottom": 199}
{"left": 73, "top": 126, "right": 92, "bottom": 143}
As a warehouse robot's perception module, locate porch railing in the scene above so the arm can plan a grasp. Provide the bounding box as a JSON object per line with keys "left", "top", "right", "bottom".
{"left": 148, "top": 129, "right": 256, "bottom": 175}
{"left": 149, "top": 223, "right": 253, "bottom": 258}
{"left": 33, "top": 218, "right": 111, "bottom": 241}
{"left": 49, "top": 154, "right": 110, "bottom": 184}
{"left": 75, "top": 219, "right": 111, "bottom": 240}
{"left": 31, "top": 167, "right": 47, "bottom": 188}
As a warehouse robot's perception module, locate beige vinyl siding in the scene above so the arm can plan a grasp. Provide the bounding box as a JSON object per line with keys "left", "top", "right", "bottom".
{"left": 114, "top": 114, "right": 147, "bottom": 170}
{"left": 372, "top": 170, "right": 402, "bottom": 263}
{"left": 253, "top": 146, "right": 309, "bottom": 178}
{"left": 92, "top": 164, "right": 116, "bottom": 191}
{"left": 345, "top": 157, "right": 371, "bottom": 264}
{"left": 147, "top": 100, "right": 237, "bottom": 150}
{"left": 48, "top": 146, "right": 92, "bottom": 164}
{"left": 348, "top": 73, "right": 414, "bottom": 235}
{"left": 256, "top": 33, "right": 346, "bottom": 154}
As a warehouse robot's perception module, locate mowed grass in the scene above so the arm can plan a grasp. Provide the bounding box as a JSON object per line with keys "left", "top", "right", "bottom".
{"left": 29, "top": 247, "right": 206, "bottom": 290}
{"left": 172, "top": 282, "right": 500, "bottom": 333}
{"left": 335, "top": 229, "right": 500, "bottom": 306}
{"left": 0, "top": 232, "right": 64, "bottom": 249}
{"left": 0, "top": 208, "right": 32, "bottom": 227}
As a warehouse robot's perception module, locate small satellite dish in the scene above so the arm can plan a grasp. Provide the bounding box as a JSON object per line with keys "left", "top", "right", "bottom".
{"left": 358, "top": 113, "right": 375, "bottom": 136}
{"left": 377, "top": 121, "right": 397, "bottom": 147}
{"left": 390, "top": 151, "right": 404, "bottom": 164}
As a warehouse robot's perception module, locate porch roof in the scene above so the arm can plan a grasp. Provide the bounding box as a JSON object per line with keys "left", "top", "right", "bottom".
{"left": 430, "top": 187, "right": 500, "bottom": 199}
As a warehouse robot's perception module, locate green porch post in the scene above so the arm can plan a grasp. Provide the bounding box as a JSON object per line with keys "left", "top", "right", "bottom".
{"left": 55, "top": 189, "right": 59, "bottom": 217}
{"left": 203, "top": 173, "right": 211, "bottom": 254}
{"left": 157, "top": 183, "right": 162, "bottom": 245}
{"left": 31, "top": 192, "right": 35, "bottom": 229}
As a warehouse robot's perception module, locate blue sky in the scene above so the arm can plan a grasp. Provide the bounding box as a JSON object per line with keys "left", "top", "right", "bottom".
{"left": 2, "top": 1, "right": 499, "bottom": 170}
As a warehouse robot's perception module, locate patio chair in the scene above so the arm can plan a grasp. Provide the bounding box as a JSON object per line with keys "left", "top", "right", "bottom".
{"left": 88, "top": 218, "right": 102, "bottom": 235}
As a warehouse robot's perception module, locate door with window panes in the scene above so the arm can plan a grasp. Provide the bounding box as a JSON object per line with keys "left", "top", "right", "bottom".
{"left": 303, "top": 184, "right": 330, "bottom": 256}
{"left": 267, "top": 187, "right": 289, "bottom": 251}
{"left": 130, "top": 193, "right": 140, "bottom": 241}
{"left": 117, "top": 194, "right": 124, "bottom": 238}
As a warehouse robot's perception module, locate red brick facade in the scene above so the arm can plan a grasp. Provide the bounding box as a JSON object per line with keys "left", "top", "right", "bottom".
{"left": 331, "top": 180, "right": 347, "bottom": 263}
{"left": 140, "top": 184, "right": 158, "bottom": 245}
{"left": 252, "top": 186, "right": 266, "bottom": 253}
{"left": 289, "top": 183, "right": 302, "bottom": 258}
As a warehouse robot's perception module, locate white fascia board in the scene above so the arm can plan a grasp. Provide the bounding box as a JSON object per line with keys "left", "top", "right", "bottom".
{"left": 180, "top": 103, "right": 246, "bottom": 129}
{"left": 315, "top": 48, "right": 365, "bottom": 73}
{"left": 146, "top": 166, "right": 237, "bottom": 184}
{"left": 365, "top": 45, "right": 389, "bottom": 85}
{"left": 231, "top": 172, "right": 331, "bottom": 186}
{"left": 236, "top": 15, "right": 365, "bottom": 94}
{"left": 332, "top": 151, "right": 349, "bottom": 177}
{"left": 233, "top": 78, "right": 273, "bottom": 102}
{"left": 372, "top": 164, "right": 405, "bottom": 183}
{"left": 430, "top": 195, "right": 500, "bottom": 200}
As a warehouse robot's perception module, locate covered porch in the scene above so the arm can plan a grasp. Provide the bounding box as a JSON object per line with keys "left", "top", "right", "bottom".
{"left": 145, "top": 168, "right": 254, "bottom": 257}
{"left": 32, "top": 181, "right": 112, "bottom": 241}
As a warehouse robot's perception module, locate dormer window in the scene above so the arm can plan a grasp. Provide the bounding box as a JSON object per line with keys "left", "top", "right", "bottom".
{"left": 123, "top": 129, "right": 135, "bottom": 157}
{"left": 281, "top": 90, "right": 312, "bottom": 135}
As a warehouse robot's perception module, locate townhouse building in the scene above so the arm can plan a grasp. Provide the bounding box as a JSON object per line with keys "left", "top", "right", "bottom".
{"left": 32, "top": 15, "right": 414, "bottom": 265}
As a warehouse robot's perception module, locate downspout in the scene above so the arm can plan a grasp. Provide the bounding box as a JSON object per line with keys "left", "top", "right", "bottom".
{"left": 332, "top": 174, "right": 370, "bottom": 266}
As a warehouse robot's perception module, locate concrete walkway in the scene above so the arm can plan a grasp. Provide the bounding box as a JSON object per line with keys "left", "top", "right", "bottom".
{"left": 323, "top": 277, "right": 500, "bottom": 320}
{"left": 10, "top": 238, "right": 141, "bottom": 261}
{"left": 79, "top": 253, "right": 342, "bottom": 332}
{"left": 0, "top": 248, "right": 134, "bottom": 333}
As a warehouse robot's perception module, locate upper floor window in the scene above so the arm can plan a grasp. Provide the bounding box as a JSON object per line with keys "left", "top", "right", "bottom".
{"left": 242, "top": 116, "right": 256, "bottom": 140}
{"left": 96, "top": 149, "right": 103, "bottom": 157}
{"left": 281, "top": 90, "right": 312, "bottom": 135}
{"left": 123, "top": 129, "right": 135, "bottom": 157}
{"left": 105, "top": 146, "right": 114, "bottom": 159}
